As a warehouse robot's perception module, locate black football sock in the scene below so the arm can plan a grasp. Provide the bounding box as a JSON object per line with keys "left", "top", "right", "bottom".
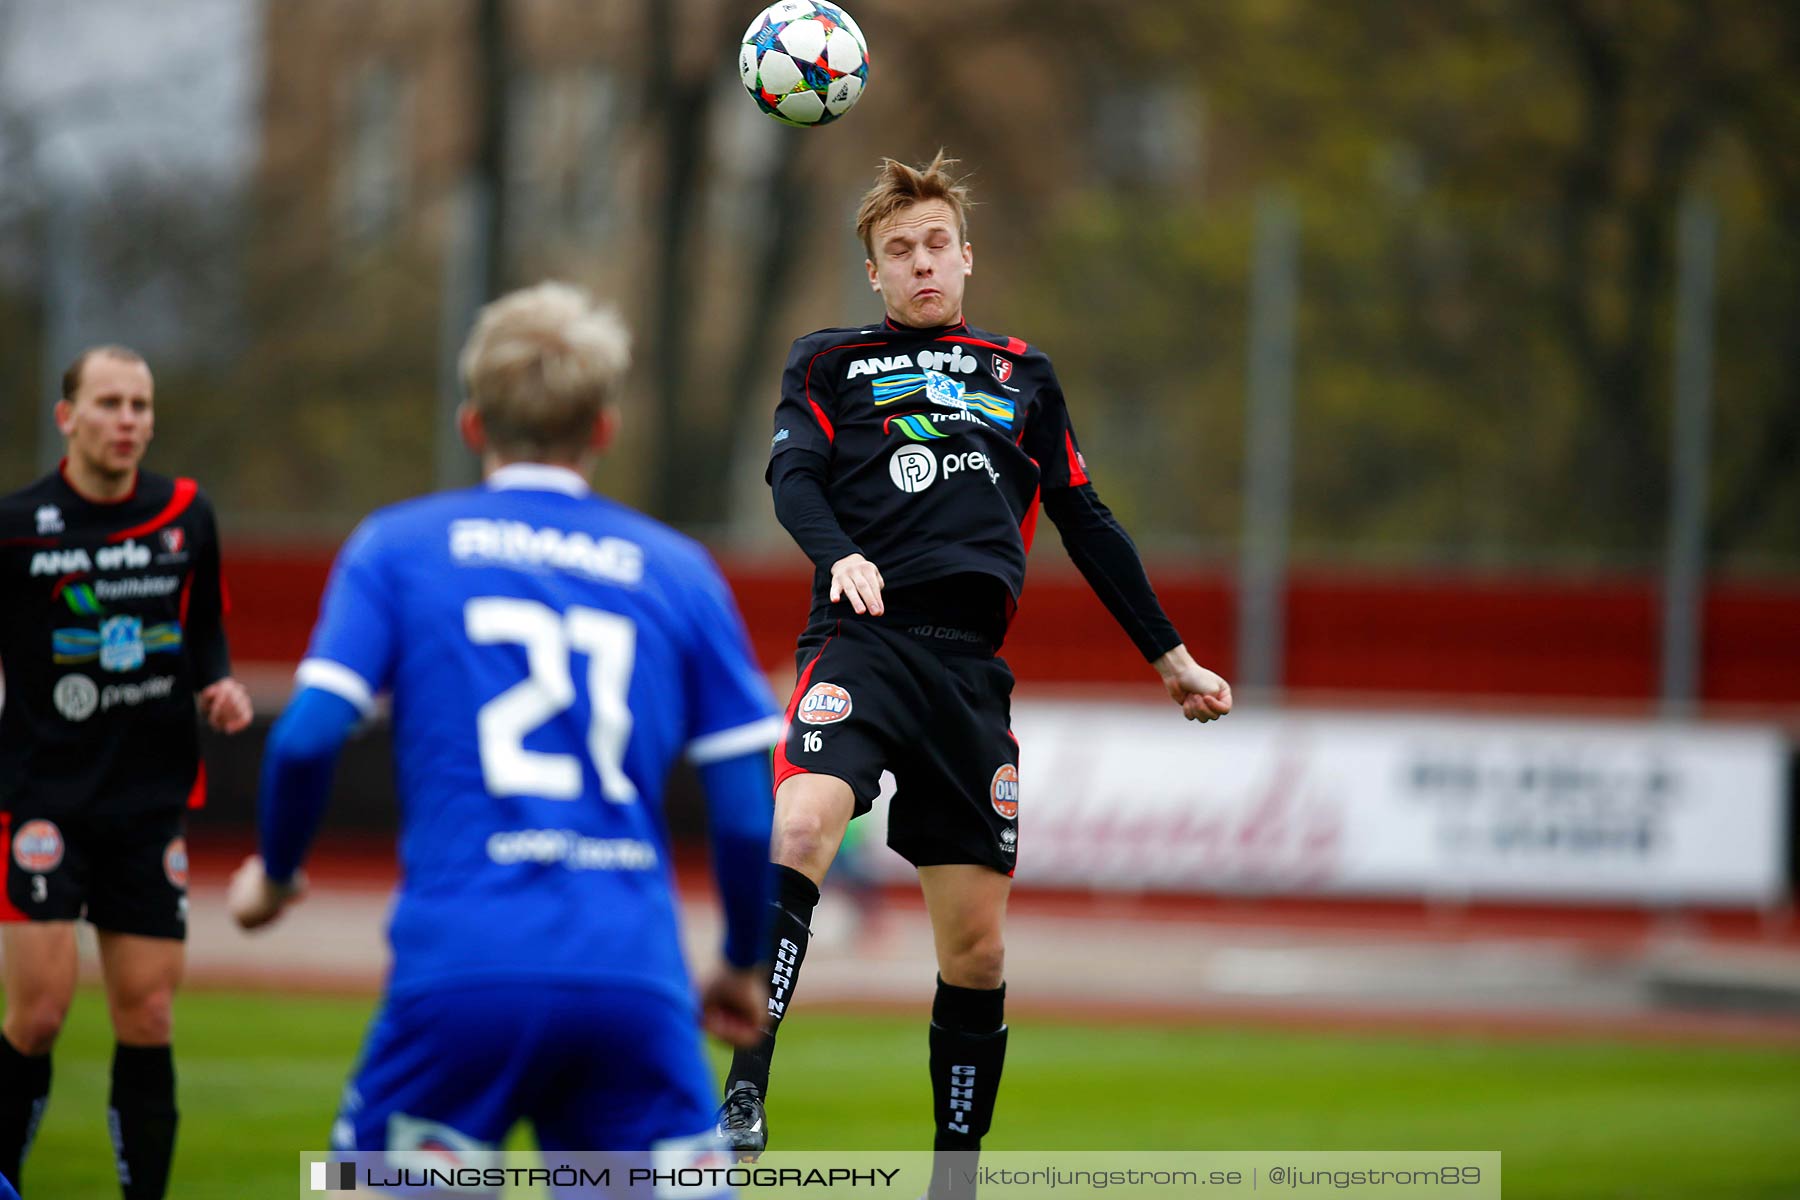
{"left": 108, "top": 1044, "right": 177, "bottom": 1200}
{"left": 0, "top": 1034, "right": 51, "bottom": 1192}
{"left": 726, "top": 864, "right": 820, "bottom": 1098}
{"left": 928, "top": 976, "right": 1007, "bottom": 1152}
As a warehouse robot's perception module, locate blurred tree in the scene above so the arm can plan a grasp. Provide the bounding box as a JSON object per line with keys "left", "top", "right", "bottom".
{"left": 1, "top": 0, "right": 1793, "bottom": 576}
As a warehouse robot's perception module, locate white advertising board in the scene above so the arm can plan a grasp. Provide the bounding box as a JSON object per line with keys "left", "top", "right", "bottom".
{"left": 865, "top": 704, "right": 1790, "bottom": 906}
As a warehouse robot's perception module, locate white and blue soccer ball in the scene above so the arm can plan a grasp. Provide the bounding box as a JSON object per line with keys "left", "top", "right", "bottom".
{"left": 739, "top": 1, "right": 869, "bottom": 128}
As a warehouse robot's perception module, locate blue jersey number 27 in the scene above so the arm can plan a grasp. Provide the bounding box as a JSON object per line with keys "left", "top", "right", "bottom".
{"left": 464, "top": 596, "right": 638, "bottom": 804}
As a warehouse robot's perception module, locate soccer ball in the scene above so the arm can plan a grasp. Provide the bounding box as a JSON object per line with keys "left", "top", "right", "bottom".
{"left": 739, "top": 1, "right": 869, "bottom": 128}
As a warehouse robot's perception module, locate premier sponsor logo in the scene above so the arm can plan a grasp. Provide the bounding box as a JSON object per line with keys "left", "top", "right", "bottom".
{"left": 100, "top": 674, "right": 176, "bottom": 712}
{"left": 890, "top": 445, "right": 937, "bottom": 492}
{"left": 449, "top": 520, "right": 643, "bottom": 585}
{"left": 847, "top": 345, "right": 977, "bottom": 379}
{"left": 943, "top": 449, "right": 999, "bottom": 485}
{"left": 990, "top": 764, "right": 1020, "bottom": 819}
{"left": 28, "top": 541, "right": 152, "bottom": 576}
{"left": 485, "top": 829, "right": 658, "bottom": 871}
{"left": 888, "top": 446, "right": 998, "bottom": 492}
{"left": 12, "top": 819, "right": 64, "bottom": 873}
{"left": 52, "top": 674, "right": 98, "bottom": 721}
{"left": 35, "top": 505, "right": 62, "bottom": 534}
{"left": 796, "top": 682, "right": 853, "bottom": 724}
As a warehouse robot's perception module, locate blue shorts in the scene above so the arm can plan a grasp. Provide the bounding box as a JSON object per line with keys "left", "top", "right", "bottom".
{"left": 332, "top": 980, "right": 717, "bottom": 1157}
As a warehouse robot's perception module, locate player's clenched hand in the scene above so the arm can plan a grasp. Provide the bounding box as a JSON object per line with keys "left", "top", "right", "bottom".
{"left": 228, "top": 854, "right": 307, "bottom": 931}
{"left": 699, "top": 960, "right": 769, "bottom": 1049}
{"left": 199, "top": 677, "right": 254, "bottom": 734}
{"left": 828, "top": 553, "right": 885, "bottom": 617}
{"left": 1153, "top": 644, "right": 1233, "bottom": 723}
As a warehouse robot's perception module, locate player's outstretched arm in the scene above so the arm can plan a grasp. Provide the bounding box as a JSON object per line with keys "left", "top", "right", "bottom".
{"left": 198, "top": 676, "right": 254, "bottom": 733}
{"left": 694, "top": 746, "right": 777, "bottom": 1043}
{"left": 1154, "top": 643, "right": 1233, "bottom": 723}
{"left": 233, "top": 685, "right": 362, "bottom": 931}
{"left": 227, "top": 854, "right": 307, "bottom": 930}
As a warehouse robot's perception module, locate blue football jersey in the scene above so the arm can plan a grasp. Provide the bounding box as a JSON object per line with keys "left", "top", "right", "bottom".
{"left": 294, "top": 464, "right": 780, "bottom": 1003}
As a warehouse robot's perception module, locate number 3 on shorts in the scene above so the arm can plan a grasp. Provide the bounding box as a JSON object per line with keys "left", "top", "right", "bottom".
{"left": 464, "top": 596, "right": 638, "bottom": 803}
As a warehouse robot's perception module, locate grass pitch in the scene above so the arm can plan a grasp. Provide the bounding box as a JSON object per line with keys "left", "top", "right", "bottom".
{"left": 16, "top": 988, "right": 1800, "bottom": 1198}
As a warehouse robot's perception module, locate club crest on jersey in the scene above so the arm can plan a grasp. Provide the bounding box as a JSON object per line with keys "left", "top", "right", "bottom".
{"left": 160, "top": 527, "right": 185, "bottom": 554}
{"left": 164, "top": 837, "right": 189, "bottom": 888}
{"left": 796, "top": 681, "right": 853, "bottom": 725}
{"left": 992, "top": 355, "right": 1013, "bottom": 383}
{"left": 13, "top": 819, "right": 64, "bottom": 873}
{"left": 990, "top": 763, "right": 1019, "bottom": 819}
{"left": 99, "top": 615, "right": 147, "bottom": 673}
{"left": 924, "top": 370, "right": 967, "bottom": 410}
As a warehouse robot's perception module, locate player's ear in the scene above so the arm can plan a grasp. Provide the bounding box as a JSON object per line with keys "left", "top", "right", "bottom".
{"left": 866, "top": 258, "right": 880, "bottom": 293}
{"left": 457, "top": 403, "right": 486, "bottom": 455}
{"left": 590, "top": 408, "right": 618, "bottom": 453}
{"left": 53, "top": 398, "right": 75, "bottom": 438}
{"left": 962, "top": 241, "right": 973, "bottom": 276}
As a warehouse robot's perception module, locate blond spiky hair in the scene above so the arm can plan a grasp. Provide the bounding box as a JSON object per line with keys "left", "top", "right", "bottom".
{"left": 855, "top": 149, "right": 973, "bottom": 258}
{"left": 458, "top": 282, "right": 631, "bottom": 458}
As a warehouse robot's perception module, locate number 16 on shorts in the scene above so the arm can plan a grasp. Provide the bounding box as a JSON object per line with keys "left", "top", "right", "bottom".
{"left": 802, "top": 729, "right": 822, "bottom": 753}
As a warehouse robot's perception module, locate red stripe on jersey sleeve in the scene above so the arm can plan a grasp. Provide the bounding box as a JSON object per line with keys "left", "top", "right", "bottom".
{"left": 1019, "top": 485, "right": 1042, "bottom": 555}
{"left": 803, "top": 341, "right": 885, "bottom": 445}
{"left": 107, "top": 477, "right": 198, "bottom": 542}
{"left": 937, "top": 334, "right": 1030, "bottom": 356}
{"left": 1064, "top": 431, "right": 1090, "bottom": 487}
{"left": 807, "top": 399, "right": 835, "bottom": 442}
{"left": 187, "top": 761, "right": 208, "bottom": 811}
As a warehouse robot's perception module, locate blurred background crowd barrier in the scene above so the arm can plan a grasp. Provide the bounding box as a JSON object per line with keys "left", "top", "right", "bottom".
{"left": 2, "top": 0, "right": 1795, "bottom": 911}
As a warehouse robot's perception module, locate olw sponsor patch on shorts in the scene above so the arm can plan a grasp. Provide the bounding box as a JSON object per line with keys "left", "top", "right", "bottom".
{"left": 990, "top": 764, "right": 1019, "bottom": 819}
{"left": 796, "top": 682, "right": 853, "bottom": 725}
{"left": 13, "top": 819, "right": 64, "bottom": 872}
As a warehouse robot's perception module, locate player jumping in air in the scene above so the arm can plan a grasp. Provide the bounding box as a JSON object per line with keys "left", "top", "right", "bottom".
{"left": 229, "top": 283, "right": 780, "bottom": 1190}
{"left": 715, "top": 154, "right": 1232, "bottom": 1192}
{"left": 0, "top": 346, "right": 254, "bottom": 1199}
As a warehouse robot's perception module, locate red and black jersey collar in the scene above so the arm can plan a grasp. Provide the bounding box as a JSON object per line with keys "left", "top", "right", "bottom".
{"left": 57, "top": 457, "right": 139, "bottom": 507}
{"left": 881, "top": 315, "right": 969, "bottom": 336}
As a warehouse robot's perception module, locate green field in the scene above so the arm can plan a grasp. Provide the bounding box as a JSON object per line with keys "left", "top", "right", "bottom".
{"left": 16, "top": 988, "right": 1800, "bottom": 1199}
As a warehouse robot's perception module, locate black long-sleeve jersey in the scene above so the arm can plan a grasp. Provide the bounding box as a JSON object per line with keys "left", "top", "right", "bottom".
{"left": 767, "top": 316, "right": 1181, "bottom": 659}
{"left": 0, "top": 467, "right": 232, "bottom": 816}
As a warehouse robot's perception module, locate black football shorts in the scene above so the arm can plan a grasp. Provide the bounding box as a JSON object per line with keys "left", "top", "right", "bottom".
{"left": 1, "top": 807, "right": 189, "bottom": 939}
{"left": 775, "top": 619, "right": 1020, "bottom": 874}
